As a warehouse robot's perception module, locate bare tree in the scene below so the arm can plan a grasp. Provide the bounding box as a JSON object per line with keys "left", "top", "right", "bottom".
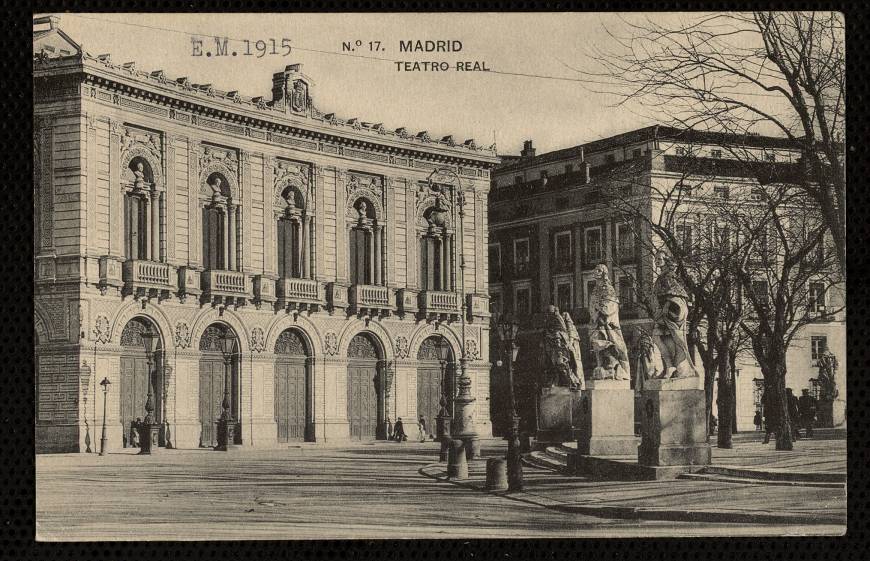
{"left": 584, "top": 12, "right": 846, "bottom": 278}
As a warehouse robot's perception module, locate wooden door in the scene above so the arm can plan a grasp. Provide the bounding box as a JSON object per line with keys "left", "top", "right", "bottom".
{"left": 199, "top": 358, "right": 225, "bottom": 447}
{"left": 347, "top": 362, "right": 378, "bottom": 440}
{"left": 119, "top": 355, "right": 149, "bottom": 447}
{"left": 275, "top": 360, "right": 307, "bottom": 442}
{"left": 416, "top": 364, "right": 443, "bottom": 440}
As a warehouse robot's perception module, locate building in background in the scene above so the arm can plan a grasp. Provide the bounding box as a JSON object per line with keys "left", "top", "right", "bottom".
{"left": 487, "top": 127, "right": 845, "bottom": 434}
{"left": 34, "top": 16, "right": 498, "bottom": 453}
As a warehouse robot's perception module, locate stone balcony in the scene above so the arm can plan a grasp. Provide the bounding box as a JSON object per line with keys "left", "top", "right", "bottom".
{"left": 122, "top": 259, "right": 177, "bottom": 300}
{"left": 276, "top": 277, "right": 325, "bottom": 312}
{"left": 349, "top": 284, "right": 393, "bottom": 316}
{"left": 419, "top": 290, "right": 461, "bottom": 321}
{"left": 201, "top": 269, "right": 250, "bottom": 307}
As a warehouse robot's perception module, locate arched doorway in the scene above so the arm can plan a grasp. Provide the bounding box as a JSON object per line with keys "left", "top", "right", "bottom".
{"left": 119, "top": 317, "right": 164, "bottom": 448}
{"left": 274, "top": 328, "right": 312, "bottom": 442}
{"left": 198, "top": 323, "right": 240, "bottom": 447}
{"left": 417, "top": 336, "right": 454, "bottom": 440}
{"left": 346, "top": 333, "right": 383, "bottom": 440}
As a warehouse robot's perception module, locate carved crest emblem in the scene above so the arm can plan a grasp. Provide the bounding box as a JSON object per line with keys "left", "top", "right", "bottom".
{"left": 465, "top": 338, "right": 480, "bottom": 361}
{"left": 291, "top": 80, "right": 309, "bottom": 112}
{"left": 251, "top": 327, "right": 266, "bottom": 353}
{"left": 395, "top": 336, "right": 410, "bottom": 359}
{"left": 92, "top": 315, "right": 111, "bottom": 344}
{"left": 325, "top": 332, "right": 339, "bottom": 356}
{"left": 174, "top": 322, "right": 191, "bottom": 349}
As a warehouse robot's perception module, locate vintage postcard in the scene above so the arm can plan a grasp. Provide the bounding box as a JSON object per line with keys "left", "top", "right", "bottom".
{"left": 33, "top": 12, "right": 846, "bottom": 540}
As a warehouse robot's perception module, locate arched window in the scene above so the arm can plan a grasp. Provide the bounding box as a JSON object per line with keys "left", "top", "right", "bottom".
{"left": 349, "top": 198, "right": 384, "bottom": 286}
{"left": 419, "top": 205, "right": 453, "bottom": 291}
{"left": 124, "top": 157, "right": 157, "bottom": 261}
{"left": 276, "top": 185, "right": 310, "bottom": 279}
{"left": 202, "top": 172, "right": 238, "bottom": 271}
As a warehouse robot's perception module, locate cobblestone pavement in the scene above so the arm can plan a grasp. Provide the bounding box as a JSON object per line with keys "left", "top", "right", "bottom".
{"left": 36, "top": 438, "right": 845, "bottom": 540}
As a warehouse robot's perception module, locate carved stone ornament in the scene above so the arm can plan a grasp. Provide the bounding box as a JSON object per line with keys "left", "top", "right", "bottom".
{"left": 395, "top": 336, "right": 410, "bottom": 359}
{"left": 465, "top": 338, "right": 480, "bottom": 361}
{"left": 324, "top": 331, "right": 339, "bottom": 356}
{"left": 291, "top": 80, "right": 309, "bottom": 113}
{"left": 251, "top": 327, "right": 266, "bottom": 353}
{"left": 346, "top": 172, "right": 385, "bottom": 220}
{"left": 92, "top": 315, "right": 111, "bottom": 344}
{"left": 174, "top": 322, "right": 191, "bottom": 349}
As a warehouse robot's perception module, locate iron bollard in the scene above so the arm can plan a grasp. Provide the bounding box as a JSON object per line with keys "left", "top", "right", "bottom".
{"left": 485, "top": 458, "right": 508, "bottom": 490}
{"left": 439, "top": 438, "right": 450, "bottom": 462}
{"left": 446, "top": 439, "right": 468, "bottom": 480}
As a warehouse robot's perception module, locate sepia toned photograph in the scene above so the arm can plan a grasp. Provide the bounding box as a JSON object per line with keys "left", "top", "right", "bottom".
{"left": 33, "top": 12, "right": 846, "bottom": 540}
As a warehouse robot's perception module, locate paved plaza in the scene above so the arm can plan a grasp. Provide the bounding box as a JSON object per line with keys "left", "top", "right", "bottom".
{"left": 36, "top": 431, "right": 845, "bottom": 540}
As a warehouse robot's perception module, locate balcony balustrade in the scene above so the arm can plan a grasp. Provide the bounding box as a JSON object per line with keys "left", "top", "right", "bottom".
{"left": 419, "top": 290, "right": 461, "bottom": 320}
{"left": 202, "top": 269, "right": 250, "bottom": 306}
{"left": 277, "top": 277, "right": 324, "bottom": 312}
{"left": 349, "top": 284, "right": 393, "bottom": 315}
{"left": 122, "top": 259, "right": 177, "bottom": 299}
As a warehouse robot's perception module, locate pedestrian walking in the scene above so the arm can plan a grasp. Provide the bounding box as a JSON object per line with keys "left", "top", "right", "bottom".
{"left": 417, "top": 416, "right": 427, "bottom": 442}
{"left": 787, "top": 388, "right": 801, "bottom": 440}
{"left": 392, "top": 417, "right": 407, "bottom": 442}
{"left": 130, "top": 417, "right": 141, "bottom": 448}
{"left": 798, "top": 389, "right": 817, "bottom": 437}
{"left": 753, "top": 410, "right": 763, "bottom": 431}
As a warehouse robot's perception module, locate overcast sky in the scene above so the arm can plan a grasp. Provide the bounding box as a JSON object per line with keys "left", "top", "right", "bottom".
{"left": 45, "top": 12, "right": 754, "bottom": 156}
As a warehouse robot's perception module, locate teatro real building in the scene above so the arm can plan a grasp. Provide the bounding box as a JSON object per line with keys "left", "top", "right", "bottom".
{"left": 34, "top": 17, "right": 498, "bottom": 453}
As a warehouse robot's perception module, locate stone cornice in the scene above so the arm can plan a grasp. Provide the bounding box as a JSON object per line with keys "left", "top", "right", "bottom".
{"left": 35, "top": 55, "right": 499, "bottom": 172}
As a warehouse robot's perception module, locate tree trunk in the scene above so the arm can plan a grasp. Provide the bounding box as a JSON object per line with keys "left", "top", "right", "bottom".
{"left": 762, "top": 358, "right": 793, "bottom": 451}
{"left": 716, "top": 344, "right": 733, "bottom": 448}
{"left": 730, "top": 351, "right": 739, "bottom": 434}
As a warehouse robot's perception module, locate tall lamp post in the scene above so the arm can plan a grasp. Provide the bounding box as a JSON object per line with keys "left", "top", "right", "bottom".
{"left": 495, "top": 312, "right": 523, "bottom": 491}
{"left": 99, "top": 377, "right": 111, "bottom": 456}
{"left": 436, "top": 341, "right": 453, "bottom": 461}
{"left": 139, "top": 327, "right": 161, "bottom": 455}
{"left": 163, "top": 365, "right": 173, "bottom": 449}
{"left": 215, "top": 332, "right": 238, "bottom": 451}
{"left": 428, "top": 167, "right": 478, "bottom": 458}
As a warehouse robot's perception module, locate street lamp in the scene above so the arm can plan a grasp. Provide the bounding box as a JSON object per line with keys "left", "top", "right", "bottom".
{"left": 436, "top": 340, "right": 453, "bottom": 461}
{"left": 495, "top": 312, "right": 523, "bottom": 491}
{"left": 215, "top": 331, "right": 238, "bottom": 451}
{"left": 163, "top": 365, "right": 173, "bottom": 449}
{"left": 99, "top": 377, "right": 111, "bottom": 456}
{"left": 427, "top": 167, "right": 479, "bottom": 458}
{"left": 139, "top": 326, "right": 160, "bottom": 455}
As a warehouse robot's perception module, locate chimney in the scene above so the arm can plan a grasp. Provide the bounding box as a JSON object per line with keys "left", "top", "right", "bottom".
{"left": 33, "top": 15, "right": 60, "bottom": 31}
{"left": 521, "top": 140, "right": 536, "bottom": 159}
{"left": 271, "top": 66, "right": 292, "bottom": 104}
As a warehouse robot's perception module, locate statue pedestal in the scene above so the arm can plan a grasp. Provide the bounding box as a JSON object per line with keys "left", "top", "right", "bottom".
{"left": 638, "top": 377, "right": 711, "bottom": 468}
{"left": 535, "top": 386, "right": 582, "bottom": 445}
{"left": 818, "top": 398, "right": 847, "bottom": 428}
{"left": 576, "top": 379, "right": 637, "bottom": 456}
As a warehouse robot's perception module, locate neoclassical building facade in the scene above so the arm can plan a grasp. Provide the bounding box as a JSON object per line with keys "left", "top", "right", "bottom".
{"left": 33, "top": 18, "right": 498, "bottom": 453}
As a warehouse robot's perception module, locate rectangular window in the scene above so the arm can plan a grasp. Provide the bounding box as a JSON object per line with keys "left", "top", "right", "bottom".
{"left": 766, "top": 152, "right": 776, "bottom": 162}
{"left": 490, "top": 292, "right": 502, "bottom": 315}
{"left": 514, "top": 175, "right": 523, "bottom": 185}
{"left": 553, "top": 231, "right": 572, "bottom": 272}
{"left": 585, "top": 279, "right": 597, "bottom": 309}
{"left": 618, "top": 275, "right": 635, "bottom": 307}
{"left": 564, "top": 164, "right": 574, "bottom": 175}
{"left": 711, "top": 149, "right": 723, "bottom": 158}
{"left": 514, "top": 238, "right": 530, "bottom": 276}
{"left": 714, "top": 224, "right": 731, "bottom": 254}
{"left": 809, "top": 282, "right": 826, "bottom": 312}
{"left": 713, "top": 185, "right": 730, "bottom": 199}
{"left": 556, "top": 282, "right": 572, "bottom": 314}
{"left": 488, "top": 243, "right": 501, "bottom": 280}
{"left": 632, "top": 148, "right": 642, "bottom": 159}
{"left": 750, "top": 187, "right": 765, "bottom": 201}
{"left": 584, "top": 228, "right": 603, "bottom": 265}
{"left": 605, "top": 154, "right": 616, "bottom": 164}
{"left": 617, "top": 223, "right": 634, "bottom": 260}
{"left": 751, "top": 280, "right": 770, "bottom": 310}
{"left": 811, "top": 336, "right": 827, "bottom": 362}
{"left": 676, "top": 224, "right": 693, "bottom": 258}
{"left": 677, "top": 182, "right": 693, "bottom": 198}
{"left": 514, "top": 287, "right": 531, "bottom": 314}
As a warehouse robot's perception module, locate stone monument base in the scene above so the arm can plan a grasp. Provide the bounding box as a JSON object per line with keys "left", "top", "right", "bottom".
{"left": 818, "top": 398, "right": 846, "bottom": 428}
{"left": 576, "top": 379, "right": 637, "bottom": 456}
{"left": 638, "top": 377, "right": 711, "bottom": 468}
{"left": 536, "top": 386, "right": 582, "bottom": 445}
